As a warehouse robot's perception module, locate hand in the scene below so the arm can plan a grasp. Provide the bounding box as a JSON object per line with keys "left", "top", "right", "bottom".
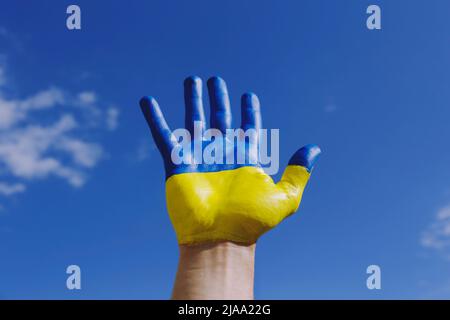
{"left": 140, "top": 76, "right": 320, "bottom": 245}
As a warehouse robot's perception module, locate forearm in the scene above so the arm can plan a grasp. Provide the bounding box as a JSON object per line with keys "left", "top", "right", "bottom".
{"left": 172, "top": 241, "right": 256, "bottom": 300}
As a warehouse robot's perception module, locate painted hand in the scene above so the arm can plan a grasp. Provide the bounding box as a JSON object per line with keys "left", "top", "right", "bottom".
{"left": 140, "top": 76, "right": 321, "bottom": 244}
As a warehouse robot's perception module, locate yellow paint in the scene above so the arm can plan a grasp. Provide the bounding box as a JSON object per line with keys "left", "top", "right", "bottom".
{"left": 165, "top": 165, "right": 311, "bottom": 244}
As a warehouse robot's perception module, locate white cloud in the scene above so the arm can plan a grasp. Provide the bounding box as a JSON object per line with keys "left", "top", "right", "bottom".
{"left": 0, "top": 114, "right": 100, "bottom": 187}
{"left": 106, "top": 107, "right": 119, "bottom": 131}
{"left": 0, "top": 96, "right": 21, "bottom": 129}
{"left": 0, "top": 87, "right": 65, "bottom": 129}
{"left": 0, "top": 182, "right": 26, "bottom": 196}
{"left": 56, "top": 137, "right": 103, "bottom": 168}
{"left": 19, "top": 87, "right": 65, "bottom": 110}
{"left": 0, "top": 62, "right": 119, "bottom": 199}
{"left": 421, "top": 205, "right": 450, "bottom": 254}
{"left": 437, "top": 206, "right": 450, "bottom": 220}
{"left": 73, "top": 92, "right": 120, "bottom": 131}
{"left": 77, "top": 91, "right": 97, "bottom": 106}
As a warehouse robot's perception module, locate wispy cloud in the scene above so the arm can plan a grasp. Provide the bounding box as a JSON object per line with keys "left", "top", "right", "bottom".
{"left": 0, "top": 182, "right": 26, "bottom": 196}
{"left": 106, "top": 107, "right": 119, "bottom": 131}
{"left": 77, "top": 91, "right": 97, "bottom": 106}
{"left": 421, "top": 205, "right": 450, "bottom": 257}
{"left": 135, "top": 139, "right": 154, "bottom": 162}
{"left": 0, "top": 113, "right": 96, "bottom": 188}
{"left": 19, "top": 87, "right": 65, "bottom": 110}
{"left": 0, "top": 59, "right": 120, "bottom": 201}
{"left": 0, "top": 87, "right": 66, "bottom": 130}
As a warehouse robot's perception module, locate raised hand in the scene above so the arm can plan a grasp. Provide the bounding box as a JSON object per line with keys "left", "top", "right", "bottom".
{"left": 140, "top": 76, "right": 320, "bottom": 244}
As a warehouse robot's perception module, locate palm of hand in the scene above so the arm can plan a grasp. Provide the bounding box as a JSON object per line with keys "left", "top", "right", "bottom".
{"left": 140, "top": 76, "right": 320, "bottom": 244}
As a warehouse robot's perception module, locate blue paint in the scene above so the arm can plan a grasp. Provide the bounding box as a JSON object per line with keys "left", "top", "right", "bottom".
{"left": 207, "top": 76, "right": 232, "bottom": 133}
{"left": 140, "top": 77, "right": 320, "bottom": 178}
{"left": 184, "top": 76, "right": 205, "bottom": 135}
{"left": 288, "top": 144, "right": 321, "bottom": 173}
{"left": 241, "top": 92, "right": 261, "bottom": 131}
{"left": 139, "top": 96, "right": 176, "bottom": 157}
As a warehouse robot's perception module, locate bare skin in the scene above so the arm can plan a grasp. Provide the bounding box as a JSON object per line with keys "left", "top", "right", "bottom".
{"left": 172, "top": 242, "right": 256, "bottom": 300}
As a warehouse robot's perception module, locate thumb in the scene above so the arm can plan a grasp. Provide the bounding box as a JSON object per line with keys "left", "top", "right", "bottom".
{"left": 276, "top": 144, "right": 321, "bottom": 215}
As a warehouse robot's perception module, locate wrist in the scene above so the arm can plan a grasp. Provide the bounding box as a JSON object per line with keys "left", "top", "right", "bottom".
{"left": 172, "top": 241, "right": 256, "bottom": 300}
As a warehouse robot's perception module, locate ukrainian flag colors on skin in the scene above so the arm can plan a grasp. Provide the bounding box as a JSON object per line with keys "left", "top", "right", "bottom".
{"left": 140, "top": 76, "right": 321, "bottom": 245}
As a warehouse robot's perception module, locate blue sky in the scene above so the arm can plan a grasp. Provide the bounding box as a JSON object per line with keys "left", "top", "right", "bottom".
{"left": 1, "top": 0, "right": 450, "bottom": 299}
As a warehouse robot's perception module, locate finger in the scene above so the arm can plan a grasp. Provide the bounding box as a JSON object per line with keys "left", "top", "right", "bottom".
{"left": 241, "top": 92, "right": 261, "bottom": 131}
{"left": 139, "top": 96, "right": 177, "bottom": 157}
{"left": 207, "top": 76, "right": 232, "bottom": 133}
{"left": 287, "top": 144, "right": 321, "bottom": 172}
{"left": 184, "top": 76, "right": 205, "bottom": 136}
{"left": 276, "top": 144, "right": 321, "bottom": 217}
